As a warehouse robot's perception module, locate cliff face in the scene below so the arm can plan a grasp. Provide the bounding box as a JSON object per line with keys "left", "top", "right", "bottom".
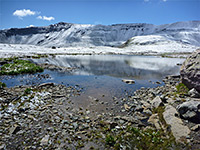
{"left": 180, "top": 49, "right": 200, "bottom": 92}
{"left": 0, "top": 21, "right": 200, "bottom": 47}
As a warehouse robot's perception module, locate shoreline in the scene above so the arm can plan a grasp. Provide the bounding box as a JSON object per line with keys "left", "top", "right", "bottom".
{"left": 0, "top": 65, "right": 200, "bottom": 149}
{"left": 0, "top": 46, "right": 200, "bottom": 149}
{"left": 0, "top": 75, "right": 199, "bottom": 149}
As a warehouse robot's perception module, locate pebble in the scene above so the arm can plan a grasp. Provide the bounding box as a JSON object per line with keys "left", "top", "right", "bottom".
{"left": 40, "top": 135, "right": 50, "bottom": 145}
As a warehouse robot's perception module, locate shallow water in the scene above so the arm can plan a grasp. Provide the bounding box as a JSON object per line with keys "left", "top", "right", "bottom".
{"left": 0, "top": 55, "right": 184, "bottom": 100}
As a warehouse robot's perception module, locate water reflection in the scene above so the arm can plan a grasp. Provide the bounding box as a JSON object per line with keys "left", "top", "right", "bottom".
{"left": 32, "top": 55, "right": 184, "bottom": 80}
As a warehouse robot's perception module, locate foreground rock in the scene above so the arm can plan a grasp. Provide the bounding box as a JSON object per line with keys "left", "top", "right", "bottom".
{"left": 177, "top": 100, "right": 200, "bottom": 122}
{"left": 180, "top": 49, "right": 200, "bottom": 92}
{"left": 151, "top": 96, "right": 163, "bottom": 109}
{"left": 0, "top": 73, "right": 200, "bottom": 149}
{"left": 163, "top": 105, "right": 191, "bottom": 142}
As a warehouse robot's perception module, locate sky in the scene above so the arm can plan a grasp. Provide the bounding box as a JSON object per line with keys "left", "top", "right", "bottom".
{"left": 0, "top": 0, "right": 199, "bottom": 29}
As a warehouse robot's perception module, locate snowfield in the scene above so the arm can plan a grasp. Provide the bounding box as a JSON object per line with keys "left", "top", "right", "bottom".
{"left": 0, "top": 42, "right": 198, "bottom": 58}
{"left": 0, "top": 21, "right": 200, "bottom": 56}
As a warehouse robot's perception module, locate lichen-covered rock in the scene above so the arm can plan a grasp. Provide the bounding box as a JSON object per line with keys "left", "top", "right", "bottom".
{"left": 180, "top": 49, "right": 200, "bottom": 92}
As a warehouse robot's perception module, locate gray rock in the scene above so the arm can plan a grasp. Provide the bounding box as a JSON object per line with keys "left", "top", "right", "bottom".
{"left": 188, "top": 88, "right": 200, "bottom": 98}
{"left": 0, "top": 144, "right": 5, "bottom": 150}
{"left": 151, "top": 96, "right": 163, "bottom": 109}
{"left": 148, "top": 114, "right": 161, "bottom": 130}
{"left": 9, "top": 124, "right": 21, "bottom": 134}
{"left": 176, "top": 100, "right": 200, "bottom": 120}
{"left": 72, "top": 122, "right": 78, "bottom": 130}
{"left": 122, "top": 79, "right": 135, "bottom": 84}
{"left": 191, "top": 124, "right": 200, "bottom": 131}
{"left": 163, "top": 105, "right": 191, "bottom": 142}
{"left": 40, "top": 135, "right": 50, "bottom": 145}
{"left": 180, "top": 49, "right": 200, "bottom": 92}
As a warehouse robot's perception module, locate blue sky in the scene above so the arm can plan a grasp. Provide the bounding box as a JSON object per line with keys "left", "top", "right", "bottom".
{"left": 0, "top": 0, "right": 199, "bottom": 29}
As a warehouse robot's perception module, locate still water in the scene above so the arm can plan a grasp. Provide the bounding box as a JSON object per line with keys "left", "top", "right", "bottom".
{"left": 0, "top": 55, "right": 184, "bottom": 98}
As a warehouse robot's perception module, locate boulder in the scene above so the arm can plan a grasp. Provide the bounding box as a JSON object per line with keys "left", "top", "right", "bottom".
{"left": 163, "top": 105, "right": 190, "bottom": 142}
{"left": 188, "top": 88, "right": 200, "bottom": 98}
{"left": 151, "top": 96, "right": 163, "bottom": 109}
{"left": 180, "top": 49, "right": 200, "bottom": 92}
{"left": 176, "top": 100, "right": 200, "bottom": 121}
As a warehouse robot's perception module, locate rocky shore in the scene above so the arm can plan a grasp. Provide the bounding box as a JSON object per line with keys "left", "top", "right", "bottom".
{"left": 0, "top": 50, "right": 200, "bottom": 150}
{"left": 0, "top": 74, "right": 199, "bottom": 149}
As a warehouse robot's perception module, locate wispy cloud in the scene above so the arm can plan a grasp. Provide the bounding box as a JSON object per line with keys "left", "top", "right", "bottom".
{"left": 26, "top": 25, "right": 35, "bottom": 28}
{"left": 37, "top": 15, "right": 55, "bottom": 21}
{"left": 144, "top": 0, "right": 149, "bottom": 2}
{"left": 13, "top": 9, "right": 37, "bottom": 18}
{"left": 162, "top": 0, "right": 167, "bottom": 2}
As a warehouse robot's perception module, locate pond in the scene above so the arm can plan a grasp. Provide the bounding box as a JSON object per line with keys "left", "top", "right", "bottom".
{"left": 0, "top": 55, "right": 184, "bottom": 102}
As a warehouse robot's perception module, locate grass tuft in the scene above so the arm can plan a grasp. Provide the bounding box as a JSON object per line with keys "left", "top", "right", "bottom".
{"left": 0, "top": 59, "right": 43, "bottom": 75}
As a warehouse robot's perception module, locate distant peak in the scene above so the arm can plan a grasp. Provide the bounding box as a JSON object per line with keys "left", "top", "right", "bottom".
{"left": 50, "top": 22, "right": 73, "bottom": 27}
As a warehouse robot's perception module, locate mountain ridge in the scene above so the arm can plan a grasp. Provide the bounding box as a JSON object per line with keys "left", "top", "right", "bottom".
{"left": 0, "top": 20, "right": 200, "bottom": 48}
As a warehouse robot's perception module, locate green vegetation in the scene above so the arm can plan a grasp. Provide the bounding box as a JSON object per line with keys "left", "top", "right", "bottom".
{"left": 0, "top": 57, "right": 18, "bottom": 62}
{"left": 0, "top": 81, "right": 6, "bottom": 88}
{"left": 101, "top": 125, "right": 178, "bottom": 150}
{"left": 24, "top": 88, "right": 32, "bottom": 95}
{"left": 119, "top": 127, "right": 177, "bottom": 150}
{"left": 31, "top": 54, "right": 48, "bottom": 59}
{"left": 0, "top": 59, "right": 43, "bottom": 75}
{"left": 176, "top": 83, "right": 189, "bottom": 95}
{"left": 152, "top": 106, "right": 167, "bottom": 127}
{"left": 105, "top": 134, "right": 116, "bottom": 146}
{"left": 96, "top": 105, "right": 182, "bottom": 150}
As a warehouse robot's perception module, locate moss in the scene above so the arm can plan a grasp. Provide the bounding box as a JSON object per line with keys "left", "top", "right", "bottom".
{"left": 105, "top": 134, "right": 116, "bottom": 146}
{"left": 31, "top": 54, "right": 48, "bottom": 59}
{"left": 0, "top": 59, "right": 43, "bottom": 75}
{"left": 152, "top": 106, "right": 167, "bottom": 127}
{"left": 24, "top": 88, "right": 32, "bottom": 95}
{"left": 0, "top": 57, "right": 18, "bottom": 62}
{"left": 0, "top": 82, "right": 6, "bottom": 88}
{"left": 176, "top": 83, "right": 189, "bottom": 95}
{"left": 110, "top": 126, "right": 179, "bottom": 150}
{"left": 97, "top": 112, "right": 182, "bottom": 150}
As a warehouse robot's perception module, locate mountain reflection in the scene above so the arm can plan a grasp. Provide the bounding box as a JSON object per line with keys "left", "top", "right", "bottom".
{"left": 32, "top": 55, "right": 184, "bottom": 80}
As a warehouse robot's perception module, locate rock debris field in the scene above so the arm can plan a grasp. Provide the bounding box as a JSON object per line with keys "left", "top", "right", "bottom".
{"left": 0, "top": 50, "right": 200, "bottom": 150}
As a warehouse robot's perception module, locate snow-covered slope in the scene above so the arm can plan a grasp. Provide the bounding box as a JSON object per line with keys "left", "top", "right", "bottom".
{"left": 0, "top": 21, "right": 199, "bottom": 48}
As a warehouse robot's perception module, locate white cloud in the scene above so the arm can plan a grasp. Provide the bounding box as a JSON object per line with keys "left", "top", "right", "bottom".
{"left": 26, "top": 25, "right": 35, "bottom": 28}
{"left": 37, "top": 16, "right": 43, "bottom": 20}
{"left": 144, "top": 0, "right": 149, "bottom": 2}
{"left": 163, "top": 0, "right": 167, "bottom": 2}
{"left": 37, "top": 15, "right": 55, "bottom": 21}
{"left": 13, "top": 9, "right": 36, "bottom": 18}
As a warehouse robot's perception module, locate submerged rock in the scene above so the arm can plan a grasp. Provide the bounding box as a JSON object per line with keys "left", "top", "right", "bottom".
{"left": 122, "top": 79, "right": 135, "bottom": 84}
{"left": 180, "top": 49, "right": 200, "bottom": 92}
